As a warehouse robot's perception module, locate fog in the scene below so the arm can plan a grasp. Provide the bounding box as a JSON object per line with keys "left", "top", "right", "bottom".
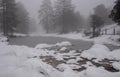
{"left": 15, "top": 0, "right": 116, "bottom": 33}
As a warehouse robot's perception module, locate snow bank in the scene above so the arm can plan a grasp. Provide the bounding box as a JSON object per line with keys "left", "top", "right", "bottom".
{"left": 101, "top": 24, "right": 120, "bottom": 35}
{"left": 93, "top": 35, "right": 120, "bottom": 46}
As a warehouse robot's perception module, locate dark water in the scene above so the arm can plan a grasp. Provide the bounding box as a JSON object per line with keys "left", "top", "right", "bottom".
{"left": 9, "top": 36, "right": 120, "bottom": 51}
{"left": 9, "top": 36, "right": 93, "bottom": 50}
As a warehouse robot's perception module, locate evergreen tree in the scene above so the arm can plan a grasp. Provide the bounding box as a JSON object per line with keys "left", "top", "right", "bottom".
{"left": 90, "top": 14, "right": 104, "bottom": 37}
{"left": 15, "top": 2, "right": 30, "bottom": 34}
{"left": 110, "top": 0, "right": 120, "bottom": 25}
{"left": 38, "top": 0, "right": 54, "bottom": 33}
{"left": 0, "top": 0, "right": 2, "bottom": 32}
{"left": 54, "top": 0, "right": 78, "bottom": 33}
{"left": 2, "top": 0, "right": 18, "bottom": 36}
{"left": 94, "top": 4, "right": 113, "bottom": 25}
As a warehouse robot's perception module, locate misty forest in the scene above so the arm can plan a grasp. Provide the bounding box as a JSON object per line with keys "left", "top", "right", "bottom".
{"left": 0, "top": 0, "right": 120, "bottom": 77}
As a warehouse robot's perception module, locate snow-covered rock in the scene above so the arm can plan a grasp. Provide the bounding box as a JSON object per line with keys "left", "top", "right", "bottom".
{"left": 81, "top": 44, "right": 110, "bottom": 61}
{"left": 112, "top": 62, "right": 120, "bottom": 71}
{"left": 35, "top": 44, "right": 53, "bottom": 49}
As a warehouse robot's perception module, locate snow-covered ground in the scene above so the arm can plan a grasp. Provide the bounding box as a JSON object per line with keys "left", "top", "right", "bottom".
{"left": 0, "top": 35, "right": 120, "bottom": 77}
{"left": 0, "top": 24, "right": 120, "bottom": 77}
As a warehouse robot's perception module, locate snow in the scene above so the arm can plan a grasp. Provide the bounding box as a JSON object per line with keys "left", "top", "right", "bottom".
{"left": 35, "top": 44, "right": 53, "bottom": 49}
{"left": 81, "top": 44, "right": 110, "bottom": 61}
{"left": 0, "top": 35, "right": 120, "bottom": 77}
{"left": 81, "top": 44, "right": 120, "bottom": 62}
{"left": 35, "top": 41, "right": 72, "bottom": 49}
{"left": 60, "top": 47, "right": 67, "bottom": 51}
{"left": 112, "top": 62, "right": 120, "bottom": 70}
{"left": 84, "top": 67, "right": 120, "bottom": 77}
{"left": 107, "top": 49, "right": 120, "bottom": 60}
{"left": 56, "top": 41, "right": 72, "bottom": 46}
{"left": 101, "top": 24, "right": 120, "bottom": 35}
{"left": 13, "top": 33, "right": 28, "bottom": 37}
{"left": 93, "top": 35, "right": 120, "bottom": 46}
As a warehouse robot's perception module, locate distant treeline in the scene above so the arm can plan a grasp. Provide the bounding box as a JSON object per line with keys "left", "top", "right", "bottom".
{"left": 0, "top": 0, "right": 36, "bottom": 36}
{"left": 38, "top": 0, "right": 113, "bottom": 34}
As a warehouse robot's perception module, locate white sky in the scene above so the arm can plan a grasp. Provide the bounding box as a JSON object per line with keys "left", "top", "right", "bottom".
{"left": 16, "top": 0, "right": 115, "bottom": 19}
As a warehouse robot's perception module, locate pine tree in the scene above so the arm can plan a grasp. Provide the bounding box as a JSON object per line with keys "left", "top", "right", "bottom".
{"left": 2, "top": 0, "right": 18, "bottom": 36}
{"left": 0, "top": 0, "right": 2, "bottom": 32}
{"left": 38, "top": 0, "right": 54, "bottom": 33}
{"left": 90, "top": 14, "right": 104, "bottom": 37}
{"left": 110, "top": 0, "right": 120, "bottom": 25}
{"left": 54, "top": 0, "right": 78, "bottom": 33}
{"left": 15, "top": 2, "right": 30, "bottom": 34}
{"left": 94, "top": 4, "right": 113, "bottom": 25}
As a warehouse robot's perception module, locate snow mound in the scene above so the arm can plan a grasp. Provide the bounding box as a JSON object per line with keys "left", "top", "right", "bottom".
{"left": 81, "top": 44, "right": 110, "bottom": 60}
{"left": 112, "top": 62, "right": 120, "bottom": 71}
{"left": 107, "top": 49, "right": 120, "bottom": 60}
